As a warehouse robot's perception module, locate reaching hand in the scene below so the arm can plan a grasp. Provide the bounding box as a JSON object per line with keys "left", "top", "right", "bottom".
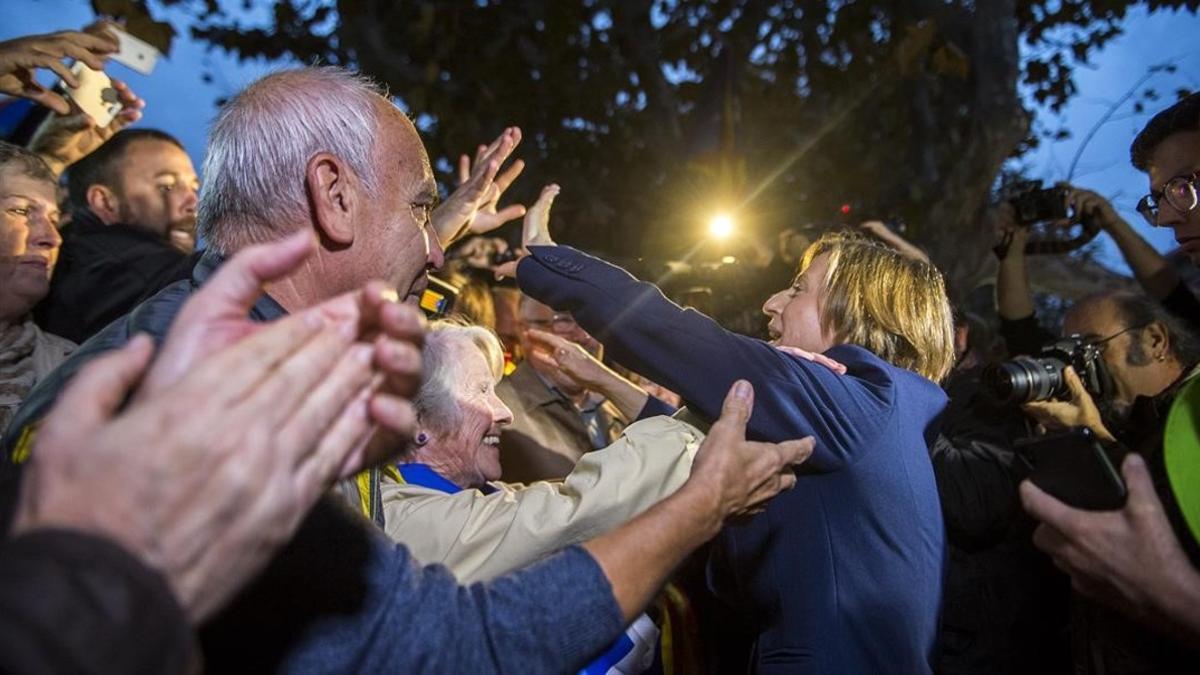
{"left": 773, "top": 345, "right": 847, "bottom": 375}
{"left": 1021, "top": 453, "right": 1200, "bottom": 640}
{"left": 683, "top": 380, "right": 814, "bottom": 519}
{"left": 11, "top": 234, "right": 422, "bottom": 621}
{"left": 526, "top": 327, "right": 612, "bottom": 390}
{"left": 0, "top": 26, "right": 118, "bottom": 115}
{"left": 431, "top": 126, "right": 525, "bottom": 247}
{"left": 453, "top": 235, "right": 510, "bottom": 270}
{"left": 1021, "top": 366, "right": 1114, "bottom": 442}
{"left": 493, "top": 183, "right": 560, "bottom": 280}
{"left": 29, "top": 77, "right": 144, "bottom": 175}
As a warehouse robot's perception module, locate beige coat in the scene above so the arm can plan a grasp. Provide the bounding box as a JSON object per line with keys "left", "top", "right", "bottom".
{"left": 381, "top": 415, "right": 702, "bottom": 584}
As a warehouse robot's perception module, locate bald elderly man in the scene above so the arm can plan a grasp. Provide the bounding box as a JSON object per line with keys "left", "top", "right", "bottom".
{"left": 1, "top": 67, "right": 809, "bottom": 673}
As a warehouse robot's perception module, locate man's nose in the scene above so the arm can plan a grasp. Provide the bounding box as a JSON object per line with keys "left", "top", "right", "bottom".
{"left": 426, "top": 228, "right": 446, "bottom": 271}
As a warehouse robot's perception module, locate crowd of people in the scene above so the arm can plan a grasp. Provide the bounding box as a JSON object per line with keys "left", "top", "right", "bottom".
{"left": 0, "top": 20, "right": 1197, "bottom": 675}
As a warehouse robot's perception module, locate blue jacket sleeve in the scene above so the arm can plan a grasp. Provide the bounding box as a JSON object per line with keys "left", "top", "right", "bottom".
{"left": 635, "top": 395, "right": 677, "bottom": 421}
{"left": 517, "top": 246, "right": 897, "bottom": 472}
{"left": 278, "top": 527, "right": 624, "bottom": 674}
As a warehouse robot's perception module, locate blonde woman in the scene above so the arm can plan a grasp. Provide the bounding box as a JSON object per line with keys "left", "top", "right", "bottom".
{"left": 506, "top": 191, "right": 955, "bottom": 674}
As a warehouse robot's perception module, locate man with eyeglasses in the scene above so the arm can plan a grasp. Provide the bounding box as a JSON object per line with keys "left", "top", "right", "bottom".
{"left": 495, "top": 295, "right": 628, "bottom": 482}
{"left": 1015, "top": 92, "right": 1200, "bottom": 669}
{"left": 1019, "top": 290, "right": 1200, "bottom": 444}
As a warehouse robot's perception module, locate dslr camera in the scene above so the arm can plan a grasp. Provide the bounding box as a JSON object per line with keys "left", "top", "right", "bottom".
{"left": 984, "top": 336, "right": 1112, "bottom": 405}
{"left": 1008, "top": 183, "right": 1069, "bottom": 225}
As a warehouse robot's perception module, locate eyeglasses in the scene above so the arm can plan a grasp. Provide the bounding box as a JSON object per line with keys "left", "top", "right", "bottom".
{"left": 1080, "top": 323, "right": 1150, "bottom": 352}
{"left": 522, "top": 313, "right": 578, "bottom": 332}
{"left": 410, "top": 202, "right": 435, "bottom": 230}
{"left": 1135, "top": 170, "right": 1200, "bottom": 227}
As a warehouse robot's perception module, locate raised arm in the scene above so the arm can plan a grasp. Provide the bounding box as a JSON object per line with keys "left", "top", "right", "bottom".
{"left": 523, "top": 327, "right": 652, "bottom": 421}
{"left": 516, "top": 245, "right": 893, "bottom": 471}
{"left": 1065, "top": 184, "right": 1181, "bottom": 301}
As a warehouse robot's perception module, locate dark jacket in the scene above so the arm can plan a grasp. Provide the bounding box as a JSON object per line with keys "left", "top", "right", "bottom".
{"left": 35, "top": 209, "right": 194, "bottom": 344}
{"left": 933, "top": 368, "right": 1071, "bottom": 675}
{"left": 2, "top": 251, "right": 624, "bottom": 673}
{"left": 517, "top": 245, "right": 947, "bottom": 674}
{"left": 0, "top": 529, "right": 196, "bottom": 674}
{"left": 497, "top": 360, "right": 625, "bottom": 482}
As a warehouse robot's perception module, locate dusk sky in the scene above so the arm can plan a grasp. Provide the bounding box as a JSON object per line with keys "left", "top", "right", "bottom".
{"left": 6, "top": 1, "right": 1200, "bottom": 274}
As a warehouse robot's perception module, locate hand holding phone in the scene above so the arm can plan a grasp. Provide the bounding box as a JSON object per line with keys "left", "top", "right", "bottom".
{"left": 63, "top": 61, "right": 123, "bottom": 127}
{"left": 1015, "top": 427, "right": 1127, "bottom": 511}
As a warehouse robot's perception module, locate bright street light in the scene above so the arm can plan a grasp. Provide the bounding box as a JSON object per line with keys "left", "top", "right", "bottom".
{"left": 708, "top": 213, "right": 735, "bottom": 239}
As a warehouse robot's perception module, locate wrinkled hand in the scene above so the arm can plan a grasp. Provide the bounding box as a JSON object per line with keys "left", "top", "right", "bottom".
{"left": 431, "top": 126, "right": 525, "bottom": 247}
{"left": 683, "top": 380, "right": 814, "bottom": 519}
{"left": 1021, "top": 453, "right": 1200, "bottom": 638}
{"left": 29, "top": 77, "right": 144, "bottom": 175}
{"left": 494, "top": 183, "right": 559, "bottom": 280}
{"left": 136, "top": 230, "right": 425, "bottom": 472}
{"left": 526, "top": 327, "right": 612, "bottom": 390}
{"left": 774, "top": 345, "right": 847, "bottom": 375}
{"left": 1021, "top": 366, "right": 1114, "bottom": 442}
{"left": 0, "top": 26, "right": 117, "bottom": 114}
{"left": 11, "top": 240, "right": 400, "bottom": 621}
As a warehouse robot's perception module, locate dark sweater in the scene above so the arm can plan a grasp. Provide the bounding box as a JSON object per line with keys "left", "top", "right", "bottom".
{"left": 4, "top": 251, "right": 623, "bottom": 673}
{"left": 0, "top": 529, "right": 196, "bottom": 674}
{"left": 35, "top": 209, "right": 193, "bottom": 344}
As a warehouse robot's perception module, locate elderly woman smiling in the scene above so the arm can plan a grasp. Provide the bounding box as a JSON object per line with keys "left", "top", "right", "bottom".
{"left": 381, "top": 319, "right": 704, "bottom": 584}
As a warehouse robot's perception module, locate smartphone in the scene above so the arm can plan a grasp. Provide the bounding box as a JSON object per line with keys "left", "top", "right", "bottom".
{"left": 64, "top": 62, "right": 122, "bottom": 127}
{"left": 109, "top": 27, "right": 160, "bottom": 75}
{"left": 1015, "top": 427, "right": 1127, "bottom": 510}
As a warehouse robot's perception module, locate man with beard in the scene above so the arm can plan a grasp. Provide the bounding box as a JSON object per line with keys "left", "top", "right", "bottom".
{"left": 36, "top": 129, "right": 199, "bottom": 343}
{"left": 1018, "top": 289, "right": 1199, "bottom": 438}
{"left": 1017, "top": 94, "right": 1200, "bottom": 668}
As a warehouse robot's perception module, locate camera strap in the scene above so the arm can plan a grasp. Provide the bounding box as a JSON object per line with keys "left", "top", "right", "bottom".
{"left": 1022, "top": 219, "right": 1102, "bottom": 256}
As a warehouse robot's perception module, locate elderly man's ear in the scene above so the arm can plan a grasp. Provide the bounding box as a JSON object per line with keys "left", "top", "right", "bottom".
{"left": 307, "top": 152, "right": 359, "bottom": 246}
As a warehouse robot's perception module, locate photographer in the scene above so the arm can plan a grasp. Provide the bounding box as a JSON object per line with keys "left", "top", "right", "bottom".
{"left": 1018, "top": 291, "right": 1199, "bottom": 443}
{"left": 995, "top": 202, "right": 1199, "bottom": 436}
{"left": 995, "top": 287, "right": 1200, "bottom": 670}
{"left": 995, "top": 176, "right": 1200, "bottom": 344}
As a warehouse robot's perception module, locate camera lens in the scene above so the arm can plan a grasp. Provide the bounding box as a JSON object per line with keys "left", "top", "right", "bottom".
{"left": 983, "top": 356, "right": 1067, "bottom": 404}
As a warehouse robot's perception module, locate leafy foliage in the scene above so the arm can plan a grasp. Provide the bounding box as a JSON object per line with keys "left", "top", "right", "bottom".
{"left": 94, "top": 0, "right": 1198, "bottom": 297}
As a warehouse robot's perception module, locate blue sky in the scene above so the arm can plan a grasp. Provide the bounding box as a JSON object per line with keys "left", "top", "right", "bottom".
{"left": 6, "top": 1, "right": 1200, "bottom": 273}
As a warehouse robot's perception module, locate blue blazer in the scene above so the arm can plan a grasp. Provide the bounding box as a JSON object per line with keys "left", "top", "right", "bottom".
{"left": 518, "top": 246, "right": 946, "bottom": 673}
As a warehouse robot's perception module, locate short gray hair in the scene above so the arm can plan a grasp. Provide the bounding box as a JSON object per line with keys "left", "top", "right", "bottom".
{"left": 196, "top": 66, "right": 385, "bottom": 253}
{"left": 0, "top": 141, "right": 56, "bottom": 185}
{"left": 415, "top": 318, "right": 506, "bottom": 435}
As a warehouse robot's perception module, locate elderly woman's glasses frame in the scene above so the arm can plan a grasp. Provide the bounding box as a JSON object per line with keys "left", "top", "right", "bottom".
{"left": 1136, "top": 170, "right": 1200, "bottom": 227}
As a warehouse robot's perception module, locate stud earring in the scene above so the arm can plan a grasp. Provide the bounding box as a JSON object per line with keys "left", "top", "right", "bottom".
{"left": 416, "top": 432, "right": 429, "bottom": 446}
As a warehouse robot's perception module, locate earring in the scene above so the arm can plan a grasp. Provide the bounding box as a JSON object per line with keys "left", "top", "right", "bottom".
{"left": 1157, "top": 354, "right": 1167, "bottom": 362}
{"left": 415, "top": 432, "right": 429, "bottom": 446}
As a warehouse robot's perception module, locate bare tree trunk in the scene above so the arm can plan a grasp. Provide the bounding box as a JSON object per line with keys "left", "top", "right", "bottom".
{"left": 919, "top": 0, "right": 1029, "bottom": 300}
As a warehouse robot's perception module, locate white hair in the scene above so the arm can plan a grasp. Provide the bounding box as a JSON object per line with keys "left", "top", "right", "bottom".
{"left": 416, "top": 319, "right": 506, "bottom": 435}
{"left": 196, "top": 66, "right": 385, "bottom": 253}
